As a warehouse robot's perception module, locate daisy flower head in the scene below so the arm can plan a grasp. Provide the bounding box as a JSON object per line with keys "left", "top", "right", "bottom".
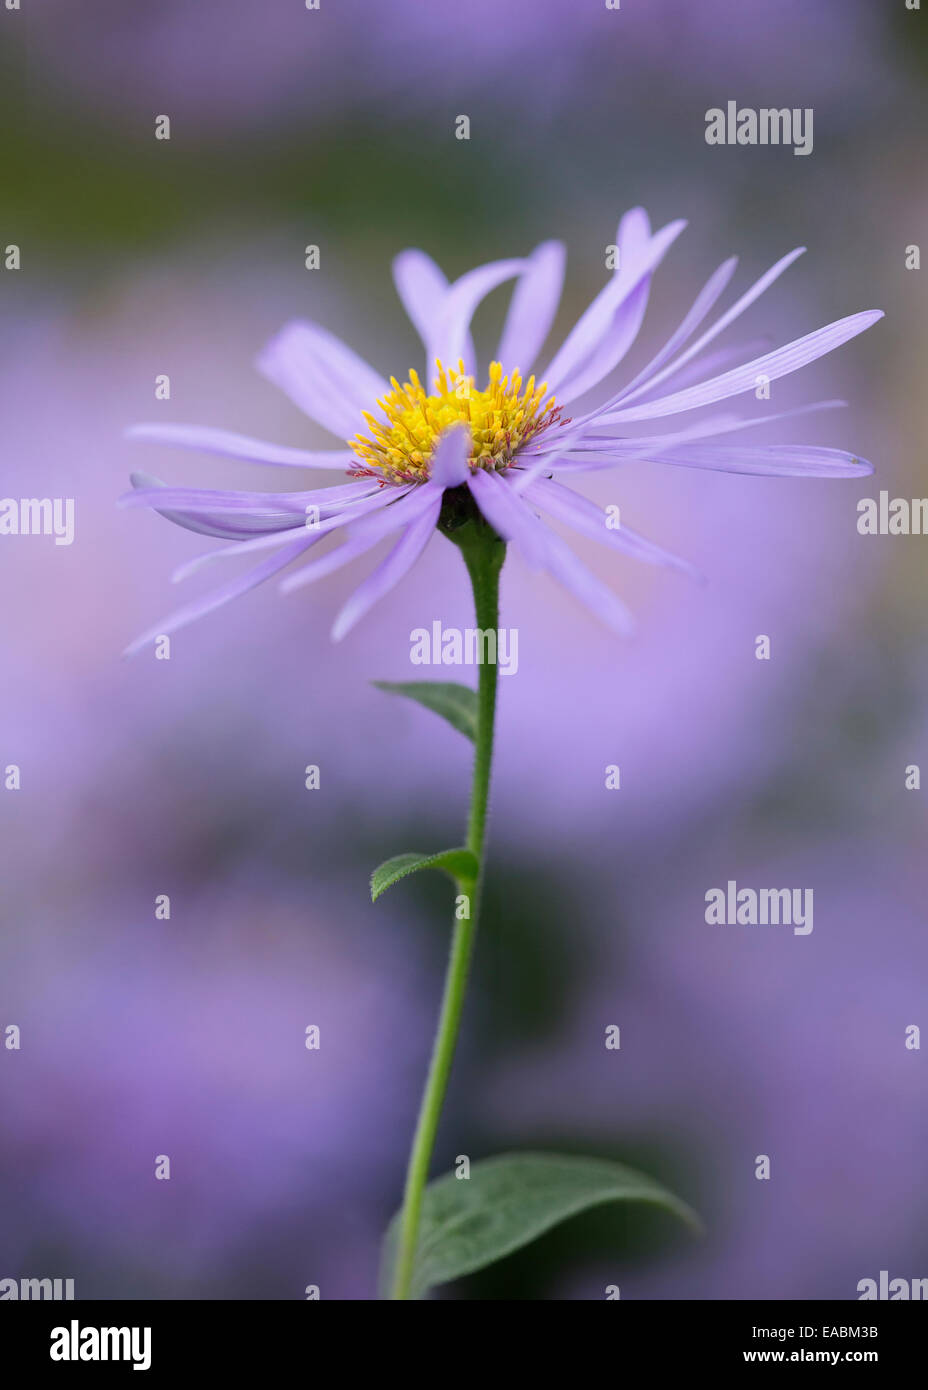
{"left": 122, "top": 208, "right": 882, "bottom": 653}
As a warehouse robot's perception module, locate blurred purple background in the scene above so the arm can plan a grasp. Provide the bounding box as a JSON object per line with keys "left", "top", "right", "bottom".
{"left": 1, "top": 1, "right": 926, "bottom": 1299}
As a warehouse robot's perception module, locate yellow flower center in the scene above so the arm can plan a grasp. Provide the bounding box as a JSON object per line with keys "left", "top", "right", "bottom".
{"left": 348, "top": 359, "right": 565, "bottom": 485}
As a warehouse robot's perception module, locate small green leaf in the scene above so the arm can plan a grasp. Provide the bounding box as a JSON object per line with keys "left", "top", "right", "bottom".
{"left": 380, "top": 1152, "right": 701, "bottom": 1298}
{"left": 372, "top": 680, "right": 478, "bottom": 742}
{"left": 370, "top": 848, "right": 478, "bottom": 903}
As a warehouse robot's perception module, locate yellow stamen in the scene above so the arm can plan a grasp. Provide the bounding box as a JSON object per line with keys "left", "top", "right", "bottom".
{"left": 348, "top": 359, "right": 565, "bottom": 485}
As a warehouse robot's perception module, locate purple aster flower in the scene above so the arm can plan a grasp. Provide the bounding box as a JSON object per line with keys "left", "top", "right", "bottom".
{"left": 122, "top": 208, "right": 882, "bottom": 652}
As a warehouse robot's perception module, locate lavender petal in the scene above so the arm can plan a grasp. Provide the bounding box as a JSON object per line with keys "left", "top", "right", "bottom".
{"left": 600, "top": 311, "right": 884, "bottom": 424}
{"left": 331, "top": 496, "right": 442, "bottom": 640}
{"left": 495, "top": 240, "right": 566, "bottom": 376}
{"left": 126, "top": 423, "right": 353, "bottom": 470}
{"left": 256, "top": 320, "right": 389, "bottom": 438}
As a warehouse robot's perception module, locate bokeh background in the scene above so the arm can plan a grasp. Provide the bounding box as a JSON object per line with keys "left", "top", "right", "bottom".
{"left": 1, "top": 1, "right": 926, "bottom": 1300}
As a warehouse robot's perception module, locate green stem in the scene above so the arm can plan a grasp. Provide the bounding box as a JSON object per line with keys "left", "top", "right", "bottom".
{"left": 389, "top": 514, "right": 505, "bottom": 1301}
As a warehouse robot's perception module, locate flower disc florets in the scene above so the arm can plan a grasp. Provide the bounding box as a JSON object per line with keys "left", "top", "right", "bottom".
{"left": 348, "top": 358, "right": 566, "bottom": 485}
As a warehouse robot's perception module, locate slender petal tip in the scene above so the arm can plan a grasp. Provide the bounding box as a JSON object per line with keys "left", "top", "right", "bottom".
{"left": 118, "top": 471, "right": 164, "bottom": 506}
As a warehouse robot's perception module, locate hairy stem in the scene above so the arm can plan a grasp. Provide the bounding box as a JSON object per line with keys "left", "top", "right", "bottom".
{"left": 389, "top": 514, "right": 504, "bottom": 1300}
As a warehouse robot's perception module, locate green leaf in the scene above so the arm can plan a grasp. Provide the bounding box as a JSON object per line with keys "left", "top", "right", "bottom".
{"left": 372, "top": 680, "right": 478, "bottom": 742}
{"left": 370, "top": 848, "right": 479, "bottom": 903}
{"left": 380, "top": 1152, "right": 701, "bottom": 1299}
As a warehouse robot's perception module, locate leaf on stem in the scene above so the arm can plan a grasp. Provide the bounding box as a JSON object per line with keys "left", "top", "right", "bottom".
{"left": 380, "top": 1151, "right": 701, "bottom": 1298}
{"left": 372, "top": 680, "right": 478, "bottom": 742}
{"left": 370, "top": 848, "right": 479, "bottom": 903}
